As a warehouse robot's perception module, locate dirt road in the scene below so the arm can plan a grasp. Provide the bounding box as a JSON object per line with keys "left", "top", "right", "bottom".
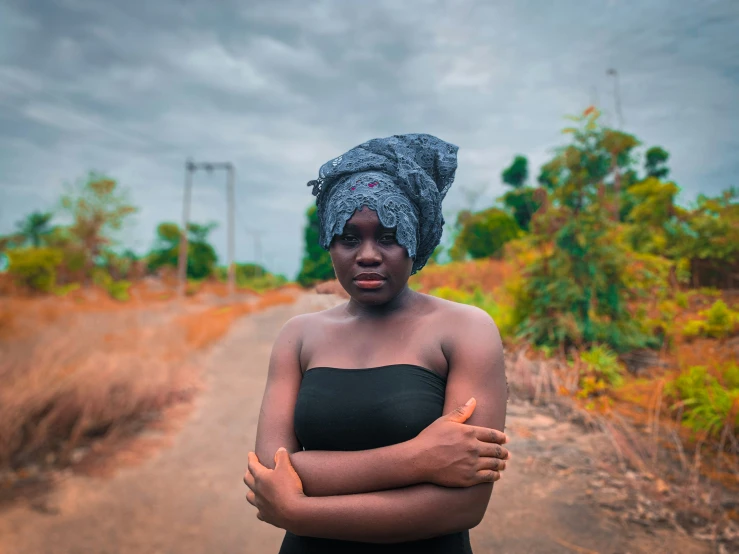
{"left": 0, "top": 294, "right": 711, "bottom": 554}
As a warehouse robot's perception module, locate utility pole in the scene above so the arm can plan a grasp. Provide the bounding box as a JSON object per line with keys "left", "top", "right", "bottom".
{"left": 177, "top": 160, "right": 237, "bottom": 298}
{"left": 226, "top": 164, "right": 236, "bottom": 297}
{"left": 606, "top": 68, "right": 624, "bottom": 129}
{"left": 177, "top": 160, "right": 195, "bottom": 297}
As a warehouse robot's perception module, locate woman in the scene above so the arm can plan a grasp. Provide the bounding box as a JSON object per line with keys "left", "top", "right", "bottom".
{"left": 243, "top": 134, "right": 510, "bottom": 553}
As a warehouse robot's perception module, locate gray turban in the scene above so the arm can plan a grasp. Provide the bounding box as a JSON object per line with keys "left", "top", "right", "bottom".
{"left": 307, "top": 133, "right": 458, "bottom": 275}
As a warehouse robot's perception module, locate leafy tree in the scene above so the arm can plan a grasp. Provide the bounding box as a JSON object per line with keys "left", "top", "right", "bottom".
{"left": 622, "top": 177, "right": 686, "bottom": 255}
{"left": 512, "top": 108, "right": 657, "bottom": 353}
{"left": 501, "top": 155, "right": 528, "bottom": 189}
{"left": 186, "top": 223, "right": 218, "bottom": 279}
{"left": 148, "top": 222, "right": 218, "bottom": 280}
{"left": 499, "top": 155, "right": 541, "bottom": 231}
{"left": 644, "top": 146, "right": 670, "bottom": 179}
{"left": 671, "top": 188, "right": 739, "bottom": 287}
{"left": 15, "top": 211, "right": 53, "bottom": 247}
{"left": 297, "top": 205, "right": 334, "bottom": 286}
{"left": 452, "top": 208, "right": 521, "bottom": 260}
{"left": 60, "top": 174, "right": 137, "bottom": 280}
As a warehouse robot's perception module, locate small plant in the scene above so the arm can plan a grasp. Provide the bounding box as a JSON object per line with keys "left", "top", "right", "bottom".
{"left": 674, "top": 291, "right": 689, "bottom": 309}
{"left": 577, "top": 374, "right": 609, "bottom": 399}
{"left": 681, "top": 299, "right": 739, "bottom": 340}
{"left": 666, "top": 364, "right": 739, "bottom": 439}
{"left": 576, "top": 344, "right": 625, "bottom": 400}
{"left": 92, "top": 269, "right": 131, "bottom": 301}
{"left": 580, "top": 344, "right": 625, "bottom": 387}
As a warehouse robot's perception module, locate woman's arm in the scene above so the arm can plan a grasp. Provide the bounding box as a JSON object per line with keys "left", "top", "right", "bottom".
{"left": 290, "top": 482, "right": 488, "bottom": 543}
{"left": 254, "top": 312, "right": 507, "bottom": 497}
{"left": 250, "top": 306, "right": 508, "bottom": 542}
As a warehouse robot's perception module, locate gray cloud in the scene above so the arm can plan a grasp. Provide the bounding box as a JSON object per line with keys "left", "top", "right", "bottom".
{"left": 1, "top": 0, "right": 737, "bottom": 278}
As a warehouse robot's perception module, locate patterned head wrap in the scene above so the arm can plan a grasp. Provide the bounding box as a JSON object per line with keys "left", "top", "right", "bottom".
{"left": 307, "top": 133, "right": 458, "bottom": 275}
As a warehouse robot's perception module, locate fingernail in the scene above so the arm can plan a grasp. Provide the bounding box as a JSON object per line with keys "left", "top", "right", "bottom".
{"left": 465, "top": 397, "right": 475, "bottom": 406}
{"left": 277, "top": 447, "right": 286, "bottom": 452}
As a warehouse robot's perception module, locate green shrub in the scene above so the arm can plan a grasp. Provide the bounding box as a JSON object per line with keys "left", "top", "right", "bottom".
{"left": 92, "top": 269, "right": 131, "bottom": 301}
{"left": 681, "top": 299, "right": 739, "bottom": 340}
{"left": 722, "top": 363, "right": 739, "bottom": 389}
{"left": 580, "top": 344, "right": 625, "bottom": 388}
{"left": 7, "top": 248, "right": 64, "bottom": 292}
{"left": 666, "top": 365, "right": 739, "bottom": 438}
{"left": 697, "top": 287, "right": 723, "bottom": 298}
{"left": 108, "top": 280, "right": 132, "bottom": 301}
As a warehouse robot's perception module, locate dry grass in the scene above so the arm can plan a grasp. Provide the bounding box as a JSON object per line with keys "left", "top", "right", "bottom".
{"left": 0, "top": 283, "right": 297, "bottom": 471}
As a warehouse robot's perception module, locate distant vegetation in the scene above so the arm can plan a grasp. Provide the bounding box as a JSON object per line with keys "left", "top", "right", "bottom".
{"left": 0, "top": 172, "right": 287, "bottom": 298}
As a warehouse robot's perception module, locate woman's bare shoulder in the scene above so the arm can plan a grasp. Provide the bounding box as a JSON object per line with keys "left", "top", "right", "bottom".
{"left": 420, "top": 292, "right": 497, "bottom": 329}
{"left": 282, "top": 301, "right": 348, "bottom": 335}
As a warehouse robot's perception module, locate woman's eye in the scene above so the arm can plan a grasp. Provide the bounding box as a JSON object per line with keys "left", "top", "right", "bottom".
{"left": 380, "top": 235, "right": 397, "bottom": 243}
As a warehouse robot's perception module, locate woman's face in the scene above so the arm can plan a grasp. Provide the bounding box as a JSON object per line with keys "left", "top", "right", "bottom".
{"left": 329, "top": 207, "right": 414, "bottom": 305}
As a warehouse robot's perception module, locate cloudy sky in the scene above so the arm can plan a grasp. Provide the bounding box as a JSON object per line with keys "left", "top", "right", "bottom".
{"left": 1, "top": 0, "right": 737, "bottom": 279}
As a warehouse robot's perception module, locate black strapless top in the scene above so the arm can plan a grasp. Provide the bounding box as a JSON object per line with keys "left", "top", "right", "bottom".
{"left": 279, "top": 364, "right": 473, "bottom": 554}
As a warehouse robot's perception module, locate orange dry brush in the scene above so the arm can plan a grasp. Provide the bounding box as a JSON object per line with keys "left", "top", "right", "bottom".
{"left": 0, "top": 287, "right": 296, "bottom": 470}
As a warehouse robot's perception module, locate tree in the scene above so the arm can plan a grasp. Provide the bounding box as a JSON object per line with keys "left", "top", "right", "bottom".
{"left": 186, "top": 223, "right": 218, "bottom": 279}
{"left": 452, "top": 208, "right": 521, "bottom": 260}
{"left": 513, "top": 107, "right": 656, "bottom": 353}
{"left": 501, "top": 155, "right": 528, "bottom": 189}
{"left": 623, "top": 177, "right": 686, "bottom": 255}
{"left": 297, "top": 205, "right": 334, "bottom": 286}
{"left": 499, "top": 155, "right": 541, "bottom": 231}
{"left": 644, "top": 146, "right": 670, "bottom": 179}
{"left": 15, "top": 211, "right": 53, "bottom": 247}
{"left": 675, "top": 188, "right": 739, "bottom": 262}
{"left": 148, "top": 221, "right": 218, "bottom": 280}
{"left": 60, "top": 174, "right": 137, "bottom": 281}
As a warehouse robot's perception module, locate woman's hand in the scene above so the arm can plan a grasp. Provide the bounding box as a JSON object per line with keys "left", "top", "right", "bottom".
{"left": 413, "top": 397, "right": 510, "bottom": 487}
{"left": 243, "top": 448, "right": 306, "bottom": 530}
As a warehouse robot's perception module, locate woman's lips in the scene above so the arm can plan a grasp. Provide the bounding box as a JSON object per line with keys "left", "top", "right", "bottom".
{"left": 354, "top": 279, "right": 386, "bottom": 289}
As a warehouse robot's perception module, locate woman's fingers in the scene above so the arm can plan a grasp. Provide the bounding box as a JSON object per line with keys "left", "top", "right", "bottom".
{"left": 478, "top": 456, "right": 507, "bottom": 472}
{"left": 472, "top": 426, "right": 507, "bottom": 444}
{"left": 477, "top": 469, "right": 501, "bottom": 483}
{"left": 478, "top": 442, "right": 509, "bottom": 460}
{"left": 247, "top": 452, "right": 266, "bottom": 479}
{"left": 245, "top": 489, "right": 257, "bottom": 507}
{"left": 243, "top": 468, "right": 256, "bottom": 489}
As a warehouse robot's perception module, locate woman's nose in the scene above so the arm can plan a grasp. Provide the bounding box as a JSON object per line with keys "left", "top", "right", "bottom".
{"left": 356, "top": 240, "right": 381, "bottom": 264}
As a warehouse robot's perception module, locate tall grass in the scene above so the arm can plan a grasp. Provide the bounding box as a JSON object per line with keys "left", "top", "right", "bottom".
{"left": 0, "top": 287, "right": 296, "bottom": 470}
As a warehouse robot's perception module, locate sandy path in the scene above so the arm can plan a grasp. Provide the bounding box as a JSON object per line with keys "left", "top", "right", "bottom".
{"left": 0, "top": 294, "right": 710, "bottom": 554}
